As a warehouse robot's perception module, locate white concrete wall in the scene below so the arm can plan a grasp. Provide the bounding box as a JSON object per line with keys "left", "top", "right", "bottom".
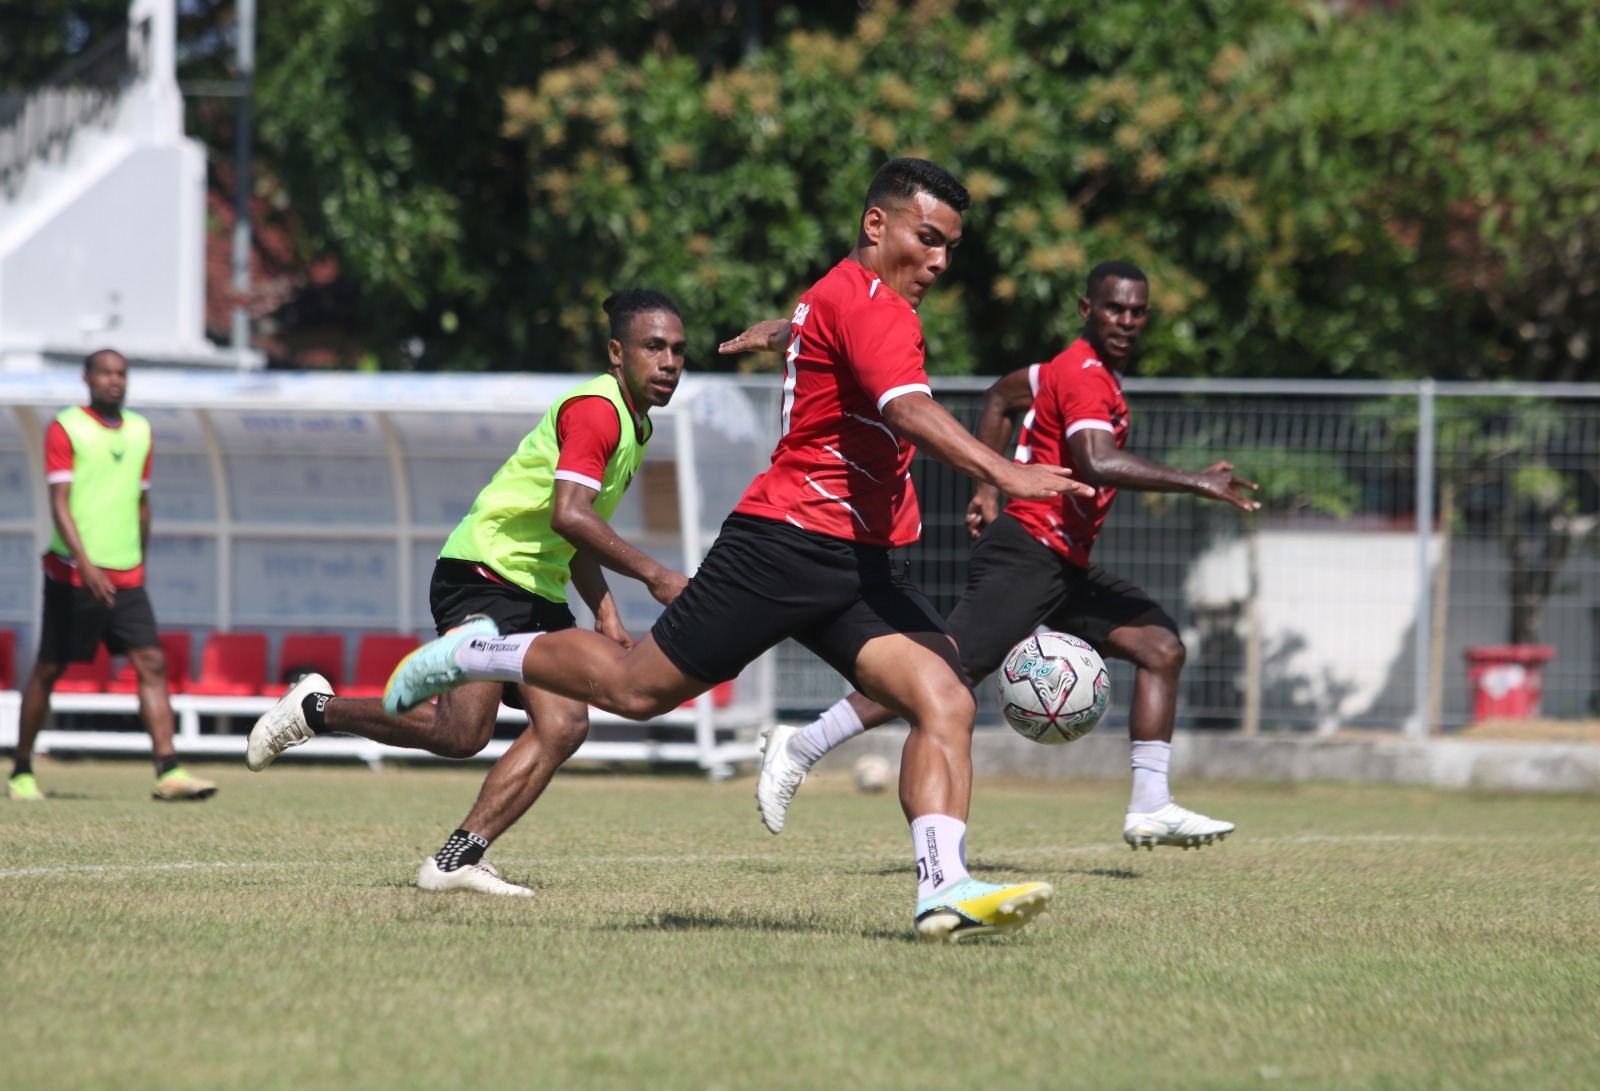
{"left": 0, "top": 0, "right": 233, "bottom": 368}
{"left": 1185, "top": 529, "right": 1441, "bottom": 729}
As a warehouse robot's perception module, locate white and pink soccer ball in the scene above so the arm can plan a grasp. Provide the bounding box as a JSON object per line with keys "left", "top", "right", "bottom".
{"left": 996, "top": 632, "right": 1110, "bottom": 744}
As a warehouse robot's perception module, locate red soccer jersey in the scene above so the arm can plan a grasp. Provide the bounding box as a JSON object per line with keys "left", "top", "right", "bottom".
{"left": 553, "top": 395, "right": 625, "bottom": 491}
{"left": 734, "top": 259, "right": 930, "bottom": 546}
{"left": 1003, "top": 338, "right": 1130, "bottom": 567}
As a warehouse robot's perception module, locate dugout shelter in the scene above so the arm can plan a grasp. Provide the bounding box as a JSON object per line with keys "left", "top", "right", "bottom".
{"left": 0, "top": 368, "right": 773, "bottom": 778}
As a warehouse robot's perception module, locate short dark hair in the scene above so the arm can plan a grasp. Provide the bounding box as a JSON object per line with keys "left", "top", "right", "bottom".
{"left": 83, "top": 348, "right": 125, "bottom": 371}
{"left": 863, "top": 157, "right": 972, "bottom": 217}
{"left": 602, "top": 288, "right": 681, "bottom": 342}
{"left": 1085, "top": 260, "right": 1147, "bottom": 299}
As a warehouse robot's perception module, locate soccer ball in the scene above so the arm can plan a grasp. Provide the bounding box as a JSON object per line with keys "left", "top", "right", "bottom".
{"left": 996, "top": 632, "right": 1110, "bottom": 744}
{"left": 852, "top": 753, "right": 893, "bottom": 792}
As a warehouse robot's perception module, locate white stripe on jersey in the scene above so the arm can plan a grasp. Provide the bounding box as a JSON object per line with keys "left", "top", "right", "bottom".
{"left": 875, "top": 382, "right": 931, "bottom": 413}
{"left": 780, "top": 333, "right": 801, "bottom": 438}
{"left": 804, "top": 476, "right": 870, "bottom": 529}
{"left": 844, "top": 410, "right": 898, "bottom": 449}
{"left": 823, "top": 444, "right": 881, "bottom": 482}
{"left": 1065, "top": 419, "right": 1115, "bottom": 438}
{"left": 553, "top": 469, "right": 603, "bottom": 491}
{"left": 1014, "top": 407, "right": 1037, "bottom": 462}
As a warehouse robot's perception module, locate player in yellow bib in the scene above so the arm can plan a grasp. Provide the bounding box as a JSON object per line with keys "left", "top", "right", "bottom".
{"left": 247, "top": 290, "right": 688, "bottom": 894}
{"left": 8, "top": 350, "right": 216, "bottom": 802}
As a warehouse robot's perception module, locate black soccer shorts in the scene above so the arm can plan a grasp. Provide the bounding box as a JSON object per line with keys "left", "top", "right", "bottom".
{"left": 37, "top": 578, "right": 162, "bottom": 664}
{"left": 651, "top": 514, "right": 958, "bottom": 689}
{"left": 945, "top": 512, "right": 1176, "bottom": 681}
{"left": 430, "top": 557, "right": 577, "bottom": 710}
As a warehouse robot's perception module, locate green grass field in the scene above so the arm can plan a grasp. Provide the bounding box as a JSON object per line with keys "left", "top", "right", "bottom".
{"left": 2, "top": 759, "right": 1596, "bottom": 1091}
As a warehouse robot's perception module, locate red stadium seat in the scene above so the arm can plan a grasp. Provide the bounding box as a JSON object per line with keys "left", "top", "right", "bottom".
{"left": 55, "top": 645, "right": 112, "bottom": 693}
{"left": 277, "top": 632, "right": 345, "bottom": 689}
{"left": 107, "top": 632, "right": 192, "bottom": 694}
{"left": 0, "top": 629, "right": 14, "bottom": 690}
{"left": 678, "top": 680, "right": 736, "bottom": 710}
{"left": 190, "top": 632, "right": 268, "bottom": 696}
{"left": 343, "top": 634, "right": 420, "bottom": 698}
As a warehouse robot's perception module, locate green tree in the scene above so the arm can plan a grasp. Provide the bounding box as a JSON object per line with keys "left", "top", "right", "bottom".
{"left": 251, "top": 0, "right": 862, "bottom": 369}
{"left": 0, "top": 0, "right": 126, "bottom": 91}
{"left": 240, "top": 0, "right": 1598, "bottom": 379}
{"left": 1232, "top": 0, "right": 1600, "bottom": 382}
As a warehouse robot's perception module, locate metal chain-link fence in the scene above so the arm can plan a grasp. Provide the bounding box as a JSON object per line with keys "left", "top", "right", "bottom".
{"left": 736, "top": 377, "right": 1600, "bottom": 735}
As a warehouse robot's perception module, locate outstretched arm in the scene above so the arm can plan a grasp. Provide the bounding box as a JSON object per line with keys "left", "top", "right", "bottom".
{"left": 1068, "top": 430, "right": 1260, "bottom": 511}
{"left": 551, "top": 480, "right": 689, "bottom": 606}
{"left": 881, "top": 392, "right": 1092, "bottom": 501}
{"left": 718, "top": 319, "right": 792, "bottom": 356}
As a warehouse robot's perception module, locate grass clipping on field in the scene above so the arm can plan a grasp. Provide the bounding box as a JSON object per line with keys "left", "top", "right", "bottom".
{"left": 1, "top": 761, "right": 1597, "bottom": 1091}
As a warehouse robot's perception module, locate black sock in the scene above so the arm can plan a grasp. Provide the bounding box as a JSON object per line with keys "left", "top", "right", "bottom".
{"left": 434, "top": 829, "right": 489, "bottom": 872}
{"left": 155, "top": 754, "right": 181, "bottom": 777}
{"left": 11, "top": 759, "right": 31, "bottom": 778}
{"left": 301, "top": 692, "right": 333, "bottom": 733}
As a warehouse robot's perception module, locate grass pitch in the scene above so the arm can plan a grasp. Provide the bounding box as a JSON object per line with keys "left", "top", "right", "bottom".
{"left": 2, "top": 759, "right": 1596, "bottom": 1091}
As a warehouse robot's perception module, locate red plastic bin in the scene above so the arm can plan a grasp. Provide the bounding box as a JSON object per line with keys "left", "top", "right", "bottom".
{"left": 1463, "top": 645, "right": 1554, "bottom": 722}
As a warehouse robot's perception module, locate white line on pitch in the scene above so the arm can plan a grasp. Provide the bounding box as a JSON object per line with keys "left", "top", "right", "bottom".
{"left": 4, "top": 833, "right": 1592, "bottom": 881}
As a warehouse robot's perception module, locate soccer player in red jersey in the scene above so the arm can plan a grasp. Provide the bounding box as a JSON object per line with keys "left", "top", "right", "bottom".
{"left": 756, "top": 262, "right": 1262, "bottom": 850}
{"left": 385, "top": 158, "right": 1091, "bottom": 942}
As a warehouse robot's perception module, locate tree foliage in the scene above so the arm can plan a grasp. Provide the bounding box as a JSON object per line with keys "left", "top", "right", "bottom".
{"left": 22, "top": 0, "right": 1586, "bottom": 379}
{"left": 1232, "top": 0, "right": 1600, "bottom": 382}
{"left": 0, "top": 0, "right": 127, "bottom": 91}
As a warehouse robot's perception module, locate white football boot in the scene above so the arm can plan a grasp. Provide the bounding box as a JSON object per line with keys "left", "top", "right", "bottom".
{"left": 416, "top": 857, "right": 534, "bottom": 897}
{"left": 1123, "top": 802, "right": 1235, "bottom": 851}
{"left": 755, "top": 724, "right": 807, "bottom": 835}
{"left": 247, "top": 672, "right": 331, "bottom": 771}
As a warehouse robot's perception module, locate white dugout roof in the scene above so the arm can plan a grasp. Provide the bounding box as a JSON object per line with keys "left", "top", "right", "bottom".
{"left": 0, "top": 368, "right": 768, "bottom": 638}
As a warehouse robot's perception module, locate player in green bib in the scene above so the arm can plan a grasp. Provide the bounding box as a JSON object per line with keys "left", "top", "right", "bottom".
{"left": 248, "top": 289, "right": 688, "bottom": 895}
{"left": 9, "top": 350, "right": 216, "bottom": 802}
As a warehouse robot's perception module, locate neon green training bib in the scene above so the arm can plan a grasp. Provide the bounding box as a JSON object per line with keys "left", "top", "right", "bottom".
{"left": 440, "top": 372, "right": 650, "bottom": 602}
{"left": 47, "top": 406, "right": 151, "bottom": 570}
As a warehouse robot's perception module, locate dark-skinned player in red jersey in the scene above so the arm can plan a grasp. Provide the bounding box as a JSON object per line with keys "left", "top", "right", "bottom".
{"left": 384, "top": 158, "right": 1093, "bottom": 943}
{"left": 748, "top": 261, "right": 1260, "bottom": 851}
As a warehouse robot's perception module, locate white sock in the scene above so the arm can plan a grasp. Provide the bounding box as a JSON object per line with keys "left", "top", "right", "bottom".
{"left": 910, "top": 814, "right": 969, "bottom": 900}
{"left": 788, "top": 698, "right": 866, "bottom": 769}
{"left": 453, "top": 631, "right": 540, "bottom": 683}
{"left": 1129, "top": 739, "right": 1173, "bottom": 814}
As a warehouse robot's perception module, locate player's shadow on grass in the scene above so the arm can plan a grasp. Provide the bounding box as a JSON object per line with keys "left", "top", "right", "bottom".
{"left": 1068, "top": 866, "right": 1139, "bottom": 880}
{"left": 852, "top": 861, "right": 1140, "bottom": 882}
{"left": 613, "top": 911, "right": 830, "bottom": 936}
{"left": 967, "top": 861, "right": 1140, "bottom": 881}
{"left": 613, "top": 911, "right": 934, "bottom": 944}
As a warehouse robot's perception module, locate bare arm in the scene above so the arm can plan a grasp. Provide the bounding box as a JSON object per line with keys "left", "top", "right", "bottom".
{"left": 880, "top": 392, "right": 1092, "bottom": 501}
{"left": 1069, "top": 430, "right": 1260, "bottom": 511}
{"left": 569, "top": 550, "right": 632, "bottom": 649}
{"left": 965, "top": 367, "right": 1037, "bottom": 537}
{"left": 49, "top": 481, "right": 116, "bottom": 606}
{"left": 718, "top": 319, "right": 792, "bottom": 356}
{"left": 550, "top": 479, "right": 689, "bottom": 606}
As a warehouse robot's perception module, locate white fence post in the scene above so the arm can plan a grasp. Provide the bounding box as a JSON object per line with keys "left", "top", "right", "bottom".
{"left": 1407, "top": 378, "right": 1436, "bottom": 741}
